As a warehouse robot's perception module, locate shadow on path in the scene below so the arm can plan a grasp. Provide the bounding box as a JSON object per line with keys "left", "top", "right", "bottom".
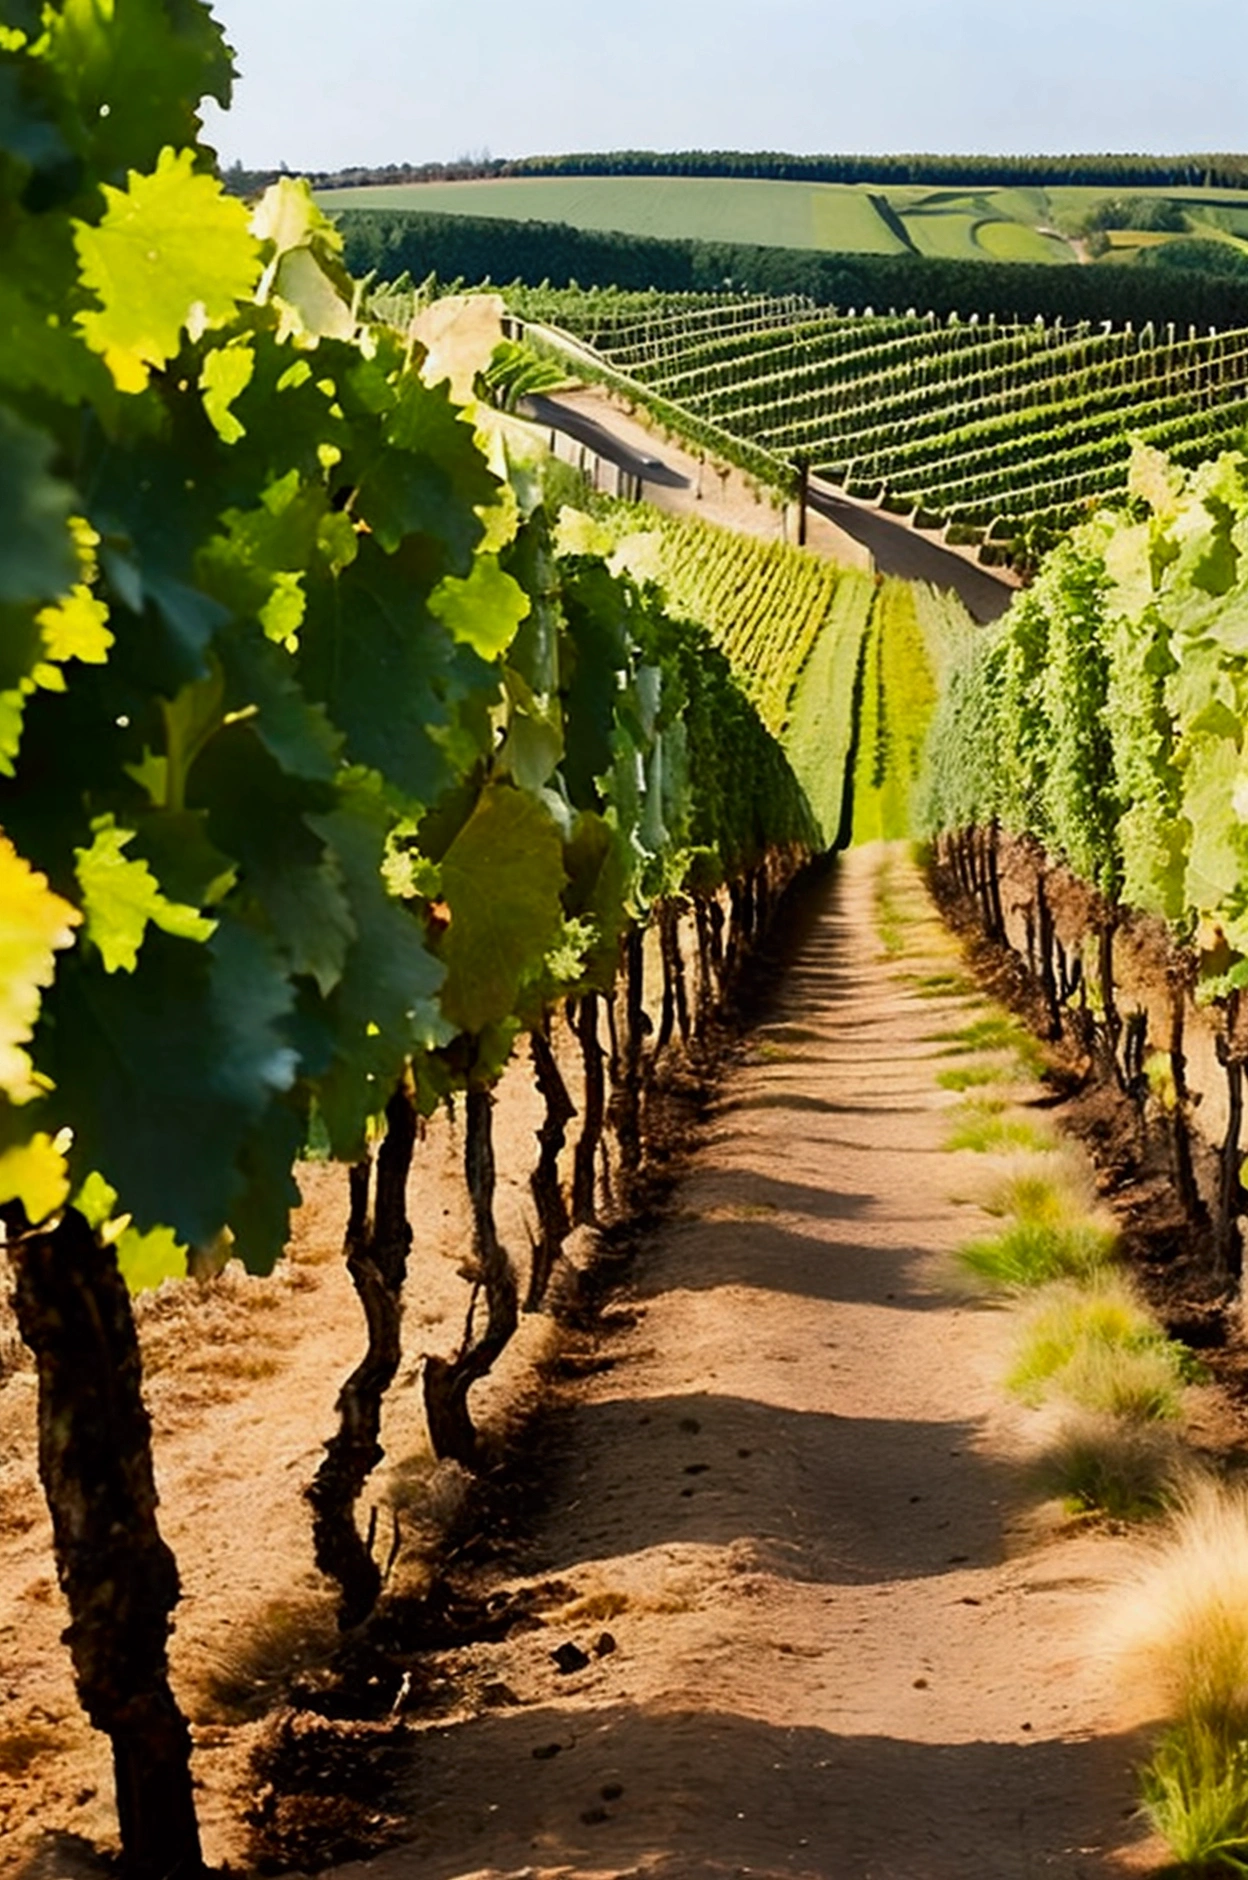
{"left": 531, "top": 1392, "right": 1012, "bottom": 1586}
{"left": 362, "top": 1704, "right": 1148, "bottom": 1880}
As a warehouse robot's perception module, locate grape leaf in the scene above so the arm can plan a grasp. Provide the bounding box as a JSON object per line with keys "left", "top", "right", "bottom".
{"left": 438, "top": 782, "right": 567, "bottom": 1034}
{"left": 45, "top": 0, "right": 235, "bottom": 178}
{"left": 47, "top": 920, "right": 297, "bottom": 1245}
{"left": 307, "top": 774, "right": 448, "bottom": 1156}
{"left": 75, "top": 147, "right": 260, "bottom": 393}
{"left": 0, "top": 832, "right": 80, "bottom": 1101}
{"left": 0, "top": 406, "right": 77, "bottom": 606}
{"left": 38, "top": 584, "right": 113, "bottom": 665}
{"left": 115, "top": 1220, "right": 186, "bottom": 1291}
{"left": 74, "top": 813, "right": 215, "bottom": 972}
{"left": 0, "top": 1131, "right": 70, "bottom": 1223}
{"left": 429, "top": 553, "right": 530, "bottom": 661}
{"left": 200, "top": 340, "right": 254, "bottom": 444}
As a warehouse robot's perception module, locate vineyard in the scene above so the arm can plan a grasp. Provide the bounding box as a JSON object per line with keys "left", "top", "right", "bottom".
{"left": 565, "top": 500, "right": 972, "bottom": 845}
{"left": 15, "top": 6, "right": 1248, "bottom": 1880}
{"left": 509, "top": 283, "right": 1248, "bottom": 563}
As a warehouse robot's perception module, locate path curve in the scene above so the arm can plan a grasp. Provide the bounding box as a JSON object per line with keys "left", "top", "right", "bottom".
{"left": 334, "top": 847, "right": 1152, "bottom": 1880}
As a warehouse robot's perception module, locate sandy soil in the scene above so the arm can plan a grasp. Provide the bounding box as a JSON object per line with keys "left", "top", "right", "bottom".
{"left": 0, "top": 849, "right": 1181, "bottom": 1879}
{"left": 316, "top": 849, "right": 1165, "bottom": 1880}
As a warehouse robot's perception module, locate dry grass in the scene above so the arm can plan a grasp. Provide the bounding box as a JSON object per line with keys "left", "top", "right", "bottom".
{"left": 1110, "top": 1486, "right": 1248, "bottom": 1870}
{"left": 1006, "top": 1276, "right": 1189, "bottom": 1421}
{"left": 1111, "top": 1485, "right": 1248, "bottom": 1734}
{"left": 194, "top": 1591, "right": 340, "bottom": 1723}
{"left": 1034, "top": 1411, "right": 1186, "bottom": 1520}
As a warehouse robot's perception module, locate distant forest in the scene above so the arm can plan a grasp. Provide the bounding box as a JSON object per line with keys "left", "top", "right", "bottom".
{"left": 223, "top": 148, "right": 1248, "bottom": 199}
{"left": 337, "top": 209, "right": 1248, "bottom": 330}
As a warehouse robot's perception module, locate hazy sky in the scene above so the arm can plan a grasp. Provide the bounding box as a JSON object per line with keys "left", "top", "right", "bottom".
{"left": 202, "top": 0, "right": 1248, "bottom": 173}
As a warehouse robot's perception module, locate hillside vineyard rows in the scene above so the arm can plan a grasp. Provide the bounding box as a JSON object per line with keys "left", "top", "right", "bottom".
{"left": 509, "top": 283, "right": 1248, "bottom": 561}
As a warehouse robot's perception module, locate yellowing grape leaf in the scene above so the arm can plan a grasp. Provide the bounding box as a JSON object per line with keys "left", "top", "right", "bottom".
{"left": 412, "top": 293, "right": 504, "bottom": 404}
{"left": 251, "top": 176, "right": 342, "bottom": 258}
{"left": 74, "top": 814, "right": 215, "bottom": 973}
{"left": 115, "top": 1220, "right": 187, "bottom": 1292}
{"left": 74, "top": 147, "right": 261, "bottom": 393}
{"left": 37, "top": 584, "right": 113, "bottom": 665}
{"left": 200, "top": 341, "right": 255, "bottom": 444}
{"left": 0, "top": 1133, "right": 71, "bottom": 1224}
{"left": 0, "top": 834, "right": 80, "bottom": 1101}
{"left": 428, "top": 554, "right": 530, "bottom": 660}
{"left": 271, "top": 247, "right": 355, "bottom": 345}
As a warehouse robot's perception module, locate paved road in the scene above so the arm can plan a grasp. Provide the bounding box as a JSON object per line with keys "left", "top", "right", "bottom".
{"left": 524, "top": 393, "right": 1017, "bottom": 623}
{"left": 522, "top": 393, "right": 691, "bottom": 490}
{"left": 807, "top": 480, "right": 1017, "bottom": 623}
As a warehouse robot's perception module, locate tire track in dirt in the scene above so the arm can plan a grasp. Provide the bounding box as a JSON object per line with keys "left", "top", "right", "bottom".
{"left": 331, "top": 846, "right": 1156, "bottom": 1880}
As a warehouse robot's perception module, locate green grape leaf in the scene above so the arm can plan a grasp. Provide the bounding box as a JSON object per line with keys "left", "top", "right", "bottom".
{"left": 47, "top": 921, "right": 297, "bottom": 1246}
{"left": 497, "top": 666, "right": 563, "bottom": 792}
{"left": 226, "top": 1096, "right": 304, "bottom": 1274}
{"left": 438, "top": 781, "right": 567, "bottom": 1034}
{"left": 428, "top": 553, "right": 531, "bottom": 661}
{"left": 128, "top": 809, "right": 236, "bottom": 909}
{"left": 307, "top": 775, "right": 448, "bottom": 1156}
{"left": 74, "top": 147, "right": 260, "bottom": 393}
{"left": 115, "top": 1220, "right": 186, "bottom": 1292}
{"left": 0, "top": 832, "right": 81, "bottom": 1101}
{"left": 561, "top": 809, "right": 631, "bottom": 988}
{"left": 73, "top": 1169, "right": 119, "bottom": 1232}
{"left": 218, "top": 630, "right": 341, "bottom": 781}
{"left": 0, "top": 406, "right": 77, "bottom": 606}
{"left": 1183, "top": 735, "right": 1243, "bottom": 909}
{"left": 352, "top": 370, "right": 497, "bottom": 565}
{"left": 0, "top": 1132, "right": 70, "bottom": 1224}
{"left": 200, "top": 340, "right": 255, "bottom": 444}
{"left": 189, "top": 721, "right": 353, "bottom": 995}
{"left": 74, "top": 813, "right": 215, "bottom": 972}
{"left": 299, "top": 535, "right": 489, "bottom": 804}
{"left": 44, "top": 0, "right": 235, "bottom": 177}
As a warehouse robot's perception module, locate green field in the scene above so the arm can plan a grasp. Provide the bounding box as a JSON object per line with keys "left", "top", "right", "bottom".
{"left": 318, "top": 173, "right": 1248, "bottom": 269}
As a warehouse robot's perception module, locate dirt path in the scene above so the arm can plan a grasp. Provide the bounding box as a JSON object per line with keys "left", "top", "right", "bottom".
{"left": 328, "top": 847, "right": 1157, "bottom": 1880}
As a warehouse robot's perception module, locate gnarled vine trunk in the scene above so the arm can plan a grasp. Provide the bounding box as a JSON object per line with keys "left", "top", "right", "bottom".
{"left": 526, "top": 1019, "right": 576, "bottom": 1310}
{"left": 423, "top": 1082, "right": 519, "bottom": 1467}
{"left": 307, "top": 1081, "right": 417, "bottom": 1628}
{"left": 6, "top": 1206, "right": 203, "bottom": 1880}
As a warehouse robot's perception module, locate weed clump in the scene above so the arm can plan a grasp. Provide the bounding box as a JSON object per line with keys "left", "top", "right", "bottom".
{"left": 945, "top": 1098, "right": 1054, "bottom": 1155}
{"left": 1112, "top": 1487, "right": 1248, "bottom": 1870}
{"left": 958, "top": 1214, "right": 1117, "bottom": 1290}
{"left": 1007, "top": 1278, "right": 1193, "bottom": 1421}
{"left": 1035, "top": 1412, "right": 1183, "bottom": 1520}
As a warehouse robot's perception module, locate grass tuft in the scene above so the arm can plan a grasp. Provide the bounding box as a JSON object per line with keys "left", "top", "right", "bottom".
{"left": 1143, "top": 1723, "right": 1248, "bottom": 1874}
{"left": 958, "top": 1213, "right": 1117, "bottom": 1290}
{"left": 1008, "top": 1278, "right": 1192, "bottom": 1422}
{"left": 938, "top": 1061, "right": 1013, "bottom": 1091}
{"left": 1112, "top": 1488, "right": 1248, "bottom": 1870}
{"left": 1112, "top": 1486, "right": 1248, "bottom": 1737}
{"left": 945, "top": 1098, "right": 1055, "bottom": 1155}
{"left": 1034, "top": 1411, "right": 1183, "bottom": 1520}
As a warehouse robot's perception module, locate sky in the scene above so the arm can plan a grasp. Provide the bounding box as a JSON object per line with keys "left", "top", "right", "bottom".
{"left": 202, "top": 0, "right": 1248, "bottom": 173}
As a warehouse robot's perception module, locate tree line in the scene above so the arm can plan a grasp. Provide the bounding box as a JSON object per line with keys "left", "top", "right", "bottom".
{"left": 338, "top": 208, "right": 1248, "bottom": 332}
